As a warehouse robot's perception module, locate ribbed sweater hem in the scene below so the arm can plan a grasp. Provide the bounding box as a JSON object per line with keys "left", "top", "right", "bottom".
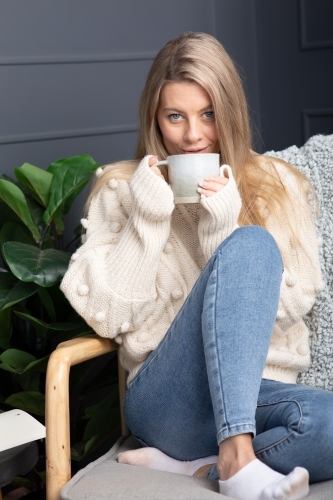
{"left": 262, "top": 365, "right": 302, "bottom": 384}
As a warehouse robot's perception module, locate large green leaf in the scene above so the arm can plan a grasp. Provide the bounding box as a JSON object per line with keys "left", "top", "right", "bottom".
{"left": 0, "top": 199, "right": 22, "bottom": 227}
{"left": 0, "top": 180, "right": 41, "bottom": 242}
{"left": 43, "top": 155, "right": 99, "bottom": 225}
{"left": 0, "top": 221, "right": 35, "bottom": 255}
{"left": 13, "top": 370, "right": 41, "bottom": 392}
{"left": 14, "top": 311, "right": 48, "bottom": 339}
{"left": 0, "top": 272, "right": 38, "bottom": 311}
{"left": 25, "top": 195, "right": 45, "bottom": 233}
{"left": 14, "top": 310, "right": 82, "bottom": 339}
{"left": 14, "top": 163, "right": 53, "bottom": 207}
{"left": 45, "top": 284, "right": 73, "bottom": 322}
{"left": 0, "top": 307, "right": 11, "bottom": 349}
{"left": 5, "top": 391, "right": 45, "bottom": 416}
{"left": 3, "top": 242, "right": 71, "bottom": 287}
{"left": 0, "top": 348, "right": 35, "bottom": 372}
{"left": 37, "top": 287, "right": 56, "bottom": 321}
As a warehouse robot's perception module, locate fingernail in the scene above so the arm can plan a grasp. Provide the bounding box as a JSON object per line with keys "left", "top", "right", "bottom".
{"left": 197, "top": 187, "right": 202, "bottom": 193}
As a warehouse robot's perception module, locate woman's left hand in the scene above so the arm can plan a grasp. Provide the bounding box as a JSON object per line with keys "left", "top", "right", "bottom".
{"left": 197, "top": 174, "right": 229, "bottom": 198}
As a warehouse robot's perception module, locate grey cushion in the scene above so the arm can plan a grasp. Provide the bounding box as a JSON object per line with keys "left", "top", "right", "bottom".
{"left": 61, "top": 436, "right": 333, "bottom": 500}
{"left": 61, "top": 436, "right": 226, "bottom": 499}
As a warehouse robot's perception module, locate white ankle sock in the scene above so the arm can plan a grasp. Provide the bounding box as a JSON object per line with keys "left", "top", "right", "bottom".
{"left": 218, "top": 459, "right": 309, "bottom": 500}
{"left": 117, "top": 447, "right": 217, "bottom": 476}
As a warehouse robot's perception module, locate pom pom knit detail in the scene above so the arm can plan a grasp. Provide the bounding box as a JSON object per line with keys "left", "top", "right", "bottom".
{"left": 276, "top": 309, "right": 286, "bottom": 319}
{"left": 71, "top": 253, "right": 77, "bottom": 261}
{"left": 95, "top": 311, "right": 106, "bottom": 322}
{"left": 285, "top": 273, "right": 297, "bottom": 286}
{"left": 115, "top": 335, "right": 123, "bottom": 344}
{"left": 171, "top": 289, "right": 183, "bottom": 300}
{"left": 80, "top": 218, "right": 89, "bottom": 229}
{"left": 297, "top": 343, "right": 309, "bottom": 356}
{"left": 78, "top": 284, "right": 89, "bottom": 296}
{"left": 95, "top": 167, "right": 104, "bottom": 177}
{"left": 108, "top": 179, "right": 118, "bottom": 190}
{"left": 121, "top": 321, "right": 130, "bottom": 333}
{"left": 163, "top": 242, "right": 173, "bottom": 254}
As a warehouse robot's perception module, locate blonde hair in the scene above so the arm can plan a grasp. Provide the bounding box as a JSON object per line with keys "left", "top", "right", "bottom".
{"left": 86, "top": 31, "right": 314, "bottom": 239}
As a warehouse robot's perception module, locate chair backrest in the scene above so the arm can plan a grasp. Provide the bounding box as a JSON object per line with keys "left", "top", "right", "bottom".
{"left": 266, "top": 134, "right": 333, "bottom": 392}
{"left": 118, "top": 358, "right": 128, "bottom": 435}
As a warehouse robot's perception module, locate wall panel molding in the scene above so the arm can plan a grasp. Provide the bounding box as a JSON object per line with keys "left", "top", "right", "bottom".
{"left": 0, "top": 52, "right": 156, "bottom": 66}
{"left": 299, "top": 0, "right": 333, "bottom": 50}
{"left": 302, "top": 108, "right": 333, "bottom": 141}
{"left": 0, "top": 124, "right": 139, "bottom": 145}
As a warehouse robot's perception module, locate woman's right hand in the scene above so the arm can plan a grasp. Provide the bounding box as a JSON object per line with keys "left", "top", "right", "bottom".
{"left": 149, "top": 156, "right": 165, "bottom": 180}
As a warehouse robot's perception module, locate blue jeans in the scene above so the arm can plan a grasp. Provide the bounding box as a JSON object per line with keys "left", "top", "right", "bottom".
{"left": 123, "top": 226, "right": 333, "bottom": 483}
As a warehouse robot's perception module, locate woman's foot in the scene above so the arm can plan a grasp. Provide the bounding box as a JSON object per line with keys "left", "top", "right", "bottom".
{"left": 218, "top": 459, "right": 309, "bottom": 500}
{"left": 118, "top": 447, "right": 217, "bottom": 476}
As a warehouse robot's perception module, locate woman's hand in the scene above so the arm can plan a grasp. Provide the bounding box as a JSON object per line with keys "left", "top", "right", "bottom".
{"left": 149, "top": 156, "right": 165, "bottom": 180}
{"left": 197, "top": 172, "right": 229, "bottom": 198}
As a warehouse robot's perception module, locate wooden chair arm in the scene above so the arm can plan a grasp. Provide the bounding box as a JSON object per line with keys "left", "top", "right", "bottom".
{"left": 45, "top": 335, "right": 118, "bottom": 500}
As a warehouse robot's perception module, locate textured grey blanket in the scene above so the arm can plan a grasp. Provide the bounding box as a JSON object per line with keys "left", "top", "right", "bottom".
{"left": 266, "top": 134, "right": 333, "bottom": 391}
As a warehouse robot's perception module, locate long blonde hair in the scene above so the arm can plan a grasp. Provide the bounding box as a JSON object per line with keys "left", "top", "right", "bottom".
{"left": 87, "top": 31, "right": 313, "bottom": 235}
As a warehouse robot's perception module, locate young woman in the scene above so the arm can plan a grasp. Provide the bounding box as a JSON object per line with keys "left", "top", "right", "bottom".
{"left": 60, "top": 32, "right": 333, "bottom": 500}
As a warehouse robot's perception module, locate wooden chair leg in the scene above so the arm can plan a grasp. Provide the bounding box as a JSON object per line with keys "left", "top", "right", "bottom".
{"left": 45, "top": 336, "right": 117, "bottom": 500}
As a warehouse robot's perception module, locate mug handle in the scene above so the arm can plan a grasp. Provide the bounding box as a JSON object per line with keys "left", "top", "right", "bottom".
{"left": 152, "top": 160, "right": 168, "bottom": 168}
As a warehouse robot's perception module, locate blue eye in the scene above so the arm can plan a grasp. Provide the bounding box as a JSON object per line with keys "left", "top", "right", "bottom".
{"left": 169, "top": 113, "right": 181, "bottom": 121}
{"left": 204, "top": 111, "right": 214, "bottom": 119}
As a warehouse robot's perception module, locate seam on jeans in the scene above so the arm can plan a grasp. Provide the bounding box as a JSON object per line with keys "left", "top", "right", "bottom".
{"left": 214, "top": 250, "right": 230, "bottom": 434}
{"left": 221, "top": 422, "right": 255, "bottom": 431}
{"left": 255, "top": 431, "right": 294, "bottom": 455}
{"left": 255, "top": 399, "right": 303, "bottom": 455}
{"left": 257, "top": 399, "right": 303, "bottom": 433}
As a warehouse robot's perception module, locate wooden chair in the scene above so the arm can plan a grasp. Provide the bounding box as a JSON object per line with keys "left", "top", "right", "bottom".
{"left": 45, "top": 336, "right": 333, "bottom": 500}
{"left": 45, "top": 336, "right": 121, "bottom": 500}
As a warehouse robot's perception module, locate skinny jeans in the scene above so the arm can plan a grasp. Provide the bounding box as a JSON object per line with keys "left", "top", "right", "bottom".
{"left": 123, "top": 226, "right": 333, "bottom": 483}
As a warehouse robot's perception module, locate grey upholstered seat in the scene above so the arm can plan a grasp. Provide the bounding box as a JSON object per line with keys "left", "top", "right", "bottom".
{"left": 60, "top": 436, "right": 332, "bottom": 500}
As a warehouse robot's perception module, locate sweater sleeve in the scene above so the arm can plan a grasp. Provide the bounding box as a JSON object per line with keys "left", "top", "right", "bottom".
{"left": 60, "top": 155, "right": 174, "bottom": 340}
{"left": 268, "top": 163, "right": 323, "bottom": 336}
{"left": 198, "top": 165, "right": 242, "bottom": 260}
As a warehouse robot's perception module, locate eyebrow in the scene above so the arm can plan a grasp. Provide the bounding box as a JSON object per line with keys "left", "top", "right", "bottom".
{"left": 162, "top": 105, "right": 213, "bottom": 113}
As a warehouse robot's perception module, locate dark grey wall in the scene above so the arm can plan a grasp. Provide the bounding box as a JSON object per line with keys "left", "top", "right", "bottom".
{"left": 1, "top": 1, "right": 332, "bottom": 237}
{"left": 0, "top": 1, "right": 264, "bottom": 172}
{"left": 0, "top": 0, "right": 219, "bottom": 237}
{"left": 0, "top": 0, "right": 218, "bottom": 173}
{"left": 255, "top": 0, "right": 333, "bottom": 152}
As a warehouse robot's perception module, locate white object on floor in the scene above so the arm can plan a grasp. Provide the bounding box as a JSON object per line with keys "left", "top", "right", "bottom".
{"left": 0, "top": 409, "right": 46, "bottom": 452}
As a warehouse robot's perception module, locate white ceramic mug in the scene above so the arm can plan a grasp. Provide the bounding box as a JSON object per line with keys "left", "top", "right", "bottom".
{"left": 154, "top": 153, "right": 220, "bottom": 204}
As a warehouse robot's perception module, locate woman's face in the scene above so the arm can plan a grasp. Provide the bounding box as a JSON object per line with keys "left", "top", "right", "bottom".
{"left": 157, "top": 81, "right": 219, "bottom": 155}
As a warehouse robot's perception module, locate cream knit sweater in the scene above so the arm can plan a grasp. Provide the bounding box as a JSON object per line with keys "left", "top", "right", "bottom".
{"left": 60, "top": 155, "right": 323, "bottom": 384}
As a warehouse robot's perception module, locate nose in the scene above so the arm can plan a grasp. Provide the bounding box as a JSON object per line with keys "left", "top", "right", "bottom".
{"left": 184, "top": 118, "right": 202, "bottom": 144}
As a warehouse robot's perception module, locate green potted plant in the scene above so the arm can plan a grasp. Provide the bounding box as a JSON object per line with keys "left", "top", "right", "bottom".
{"left": 0, "top": 156, "right": 121, "bottom": 498}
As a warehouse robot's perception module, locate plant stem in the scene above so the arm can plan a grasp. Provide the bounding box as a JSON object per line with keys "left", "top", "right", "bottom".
{"left": 38, "top": 224, "right": 50, "bottom": 250}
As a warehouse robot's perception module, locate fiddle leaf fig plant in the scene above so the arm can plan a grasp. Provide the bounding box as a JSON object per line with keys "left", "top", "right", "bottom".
{"left": 0, "top": 155, "right": 121, "bottom": 498}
